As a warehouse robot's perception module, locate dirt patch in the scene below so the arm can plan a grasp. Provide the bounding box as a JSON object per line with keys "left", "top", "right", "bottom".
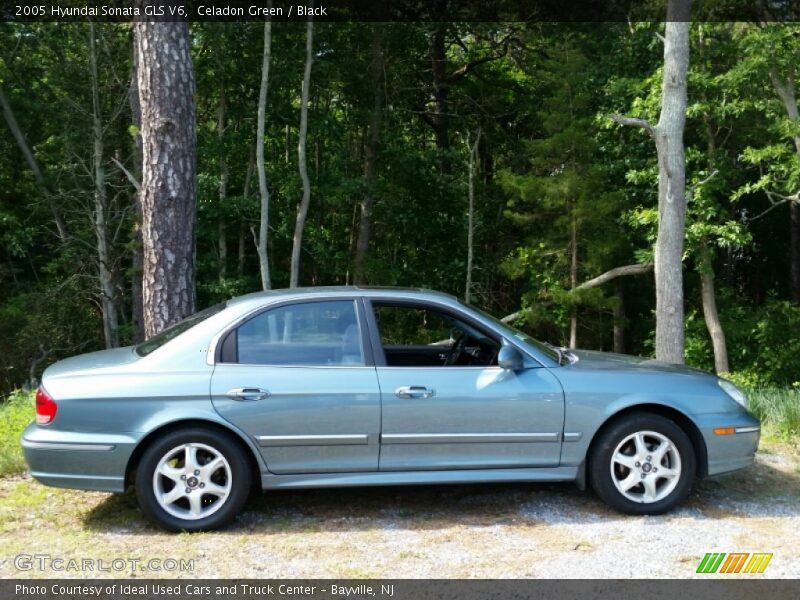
{"left": 1, "top": 446, "right": 798, "bottom": 579}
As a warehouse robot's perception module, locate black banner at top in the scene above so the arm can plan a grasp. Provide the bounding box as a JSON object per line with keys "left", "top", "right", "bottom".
{"left": 3, "top": 0, "right": 800, "bottom": 23}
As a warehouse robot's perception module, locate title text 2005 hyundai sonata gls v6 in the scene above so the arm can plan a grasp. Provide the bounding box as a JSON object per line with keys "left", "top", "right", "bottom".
{"left": 22, "top": 287, "right": 759, "bottom": 531}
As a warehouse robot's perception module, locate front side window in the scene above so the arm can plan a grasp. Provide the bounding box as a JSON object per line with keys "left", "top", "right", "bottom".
{"left": 373, "top": 303, "right": 500, "bottom": 367}
{"left": 461, "top": 300, "right": 560, "bottom": 363}
{"left": 234, "top": 300, "right": 363, "bottom": 366}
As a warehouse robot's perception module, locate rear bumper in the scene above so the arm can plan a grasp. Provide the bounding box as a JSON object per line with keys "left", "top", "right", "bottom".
{"left": 695, "top": 412, "right": 760, "bottom": 477}
{"left": 21, "top": 424, "right": 138, "bottom": 492}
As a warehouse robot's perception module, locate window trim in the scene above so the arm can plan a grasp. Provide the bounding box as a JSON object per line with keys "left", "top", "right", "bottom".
{"left": 212, "top": 297, "right": 374, "bottom": 368}
{"left": 364, "top": 298, "right": 520, "bottom": 369}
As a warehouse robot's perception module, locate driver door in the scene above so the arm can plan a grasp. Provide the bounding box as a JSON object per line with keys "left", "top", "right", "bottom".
{"left": 367, "top": 300, "right": 564, "bottom": 471}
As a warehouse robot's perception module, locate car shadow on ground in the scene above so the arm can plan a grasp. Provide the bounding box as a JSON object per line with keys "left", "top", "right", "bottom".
{"left": 81, "top": 455, "right": 800, "bottom": 534}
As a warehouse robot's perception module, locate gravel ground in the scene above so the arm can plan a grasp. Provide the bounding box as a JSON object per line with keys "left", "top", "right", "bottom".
{"left": 0, "top": 440, "right": 798, "bottom": 579}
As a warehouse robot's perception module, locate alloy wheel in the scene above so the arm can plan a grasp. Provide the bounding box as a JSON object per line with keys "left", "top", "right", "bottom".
{"left": 609, "top": 430, "right": 682, "bottom": 504}
{"left": 152, "top": 442, "right": 233, "bottom": 520}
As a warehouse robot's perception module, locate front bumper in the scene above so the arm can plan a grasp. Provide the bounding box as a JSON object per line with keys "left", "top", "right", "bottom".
{"left": 695, "top": 412, "right": 761, "bottom": 477}
{"left": 21, "top": 423, "right": 139, "bottom": 492}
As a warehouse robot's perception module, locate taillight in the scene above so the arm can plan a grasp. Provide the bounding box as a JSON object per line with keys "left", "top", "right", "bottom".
{"left": 35, "top": 387, "right": 57, "bottom": 425}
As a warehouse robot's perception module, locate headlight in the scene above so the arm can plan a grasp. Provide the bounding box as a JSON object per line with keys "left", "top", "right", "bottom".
{"left": 718, "top": 379, "right": 748, "bottom": 408}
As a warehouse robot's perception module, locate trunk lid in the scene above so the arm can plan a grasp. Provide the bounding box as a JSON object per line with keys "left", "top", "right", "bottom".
{"left": 42, "top": 346, "right": 140, "bottom": 381}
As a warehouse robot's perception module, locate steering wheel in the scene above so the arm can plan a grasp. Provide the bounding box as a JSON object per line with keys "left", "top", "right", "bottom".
{"left": 445, "top": 331, "right": 468, "bottom": 366}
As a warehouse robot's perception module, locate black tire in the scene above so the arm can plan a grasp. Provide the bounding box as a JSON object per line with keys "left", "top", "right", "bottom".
{"left": 589, "top": 413, "right": 696, "bottom": 515}
{"left": 135, "top": 427, "right": 251, "bottom": 532}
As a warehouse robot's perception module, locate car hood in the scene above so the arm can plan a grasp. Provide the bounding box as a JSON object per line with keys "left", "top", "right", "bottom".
{"left": 566, "top": 349, "right": 711, "bottom": 376}
{"left": 42, "top": 346, "right": 140, "bottom": 381}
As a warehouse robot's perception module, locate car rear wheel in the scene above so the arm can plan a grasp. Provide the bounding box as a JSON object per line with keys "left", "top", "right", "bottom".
{"left": 135, "top": 427, "right": 251, "bottom": 531}
{"left": 589, "top": 413, "right": 696, "bottom": 515}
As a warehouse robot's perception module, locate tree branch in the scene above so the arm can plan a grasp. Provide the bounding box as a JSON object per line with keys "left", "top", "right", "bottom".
{"left": 447, "top": 30, "right": 515, "bottom": 85}
{"left": 611, "top": 113, "right": 656, "bottom": 139}
{"left": 110, "top": 156, "right": 141, "bottom": 192}
{"left": 500, "top": 311, "right": 522, "bottom": 323}
{"left": 575, "top": 263, "right": 654, "bottom": 291}
{"left": 686, "top": 169, "right": 718, "bottom": 202}
{"left": 499, "top": 264, "right": 653, "bottom": 323}
{"left": 749, "top": 190, "right": 800, "bottom": 222}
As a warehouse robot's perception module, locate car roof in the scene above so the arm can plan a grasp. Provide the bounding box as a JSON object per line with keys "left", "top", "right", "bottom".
{"left": 227, "top": 286, "right": 459, "bottom": 309}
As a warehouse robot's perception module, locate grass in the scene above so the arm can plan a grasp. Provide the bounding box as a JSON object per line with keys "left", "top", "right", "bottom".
{"left": 747, "top": 389, "right": 800, "bottom": 436}
{"left": 0, "top": 391, "right": 33, "bottom": 476}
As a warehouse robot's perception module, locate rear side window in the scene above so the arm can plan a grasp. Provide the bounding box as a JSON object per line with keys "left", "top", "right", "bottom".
{"left": 136, "top": 302, "right": 227, "bottom": 357}
{"left": 231, "top": 300, "right": 364, "bottom": 366}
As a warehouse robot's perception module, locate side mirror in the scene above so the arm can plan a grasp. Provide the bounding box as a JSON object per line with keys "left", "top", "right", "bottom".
{"left": 497, "top": 344, "right": 524, "bottom": 371}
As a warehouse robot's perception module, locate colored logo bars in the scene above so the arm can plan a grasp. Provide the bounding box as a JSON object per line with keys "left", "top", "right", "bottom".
{"left": 697, "top": 553, "right": 773, "bottom": 574}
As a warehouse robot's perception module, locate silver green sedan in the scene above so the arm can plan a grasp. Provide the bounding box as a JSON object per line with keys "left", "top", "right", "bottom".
{"left": 22, "top": 287, "right": 760, "bottom": 531}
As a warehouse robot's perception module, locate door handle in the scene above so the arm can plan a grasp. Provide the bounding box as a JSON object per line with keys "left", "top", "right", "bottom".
{"left": 395, "top": 386, "right": 435, "bottom": 399}
{"left": 226, "top": 387, "right": 271, "bottom": 401}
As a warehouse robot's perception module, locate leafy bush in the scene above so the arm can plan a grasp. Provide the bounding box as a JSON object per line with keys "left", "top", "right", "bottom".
{"left": 686, "top": 297, "right": 800, "bottom": 388}
{"left": 0, "top": 391, "right": 34, "bottom": 476}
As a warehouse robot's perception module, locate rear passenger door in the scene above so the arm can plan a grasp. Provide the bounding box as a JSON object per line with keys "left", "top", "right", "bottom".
{"left": 210, "top": 298, "right": 382, "bottom": 474}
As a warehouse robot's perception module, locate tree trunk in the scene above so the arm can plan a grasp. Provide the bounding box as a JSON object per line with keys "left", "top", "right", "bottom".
{"left": 129, "top": 38, "right": 145, "bottom": 343}
{"left": 256, "top": 20, "right": 273, "bottom": 290}
{"left": 0, "top": 84, "right": 68, "bottom": 241}
{"left": 613, "top": 279, "right": 625, "bottom": 354}
{"left": 217, "top": 87, "right": 228, "bottom": 280}
{"left": 769, "top": 68, "right": 800, "bottom": 302}
{"left": 653, "top": 6, "right": 690, "bottom": 363}
{"left": 354, "top": 29, "right": 384, "bottom": 285}
{"left": 569, "top": 207, "right": 578, "bottom": 349}
{"left": 699, "top": 240, "right": 729, "bottom": 373}
{"left": 290, "top": 18, "right": 314, "bottom": 288}
{"left": 285, "top": 124, "right": 290, "bottom": 164}
{"left": 611, "top": 1, "right": 690, "bottom": 363}
{"left": 698, "top": 111, "right": 730, "bottom": 372}
{"left": 239, "top": 146, "right": 255, "bottom": 279}
{"left": 429, "top": 26, "right": 450, "bottom": 175}
{"left": 135, "top": 19, "right": 197, "bottom": 337}
{"left": 90, "top": 24, "right": 119, "bottom": 349}
{"left": 465, "top": 128, "right": 480, "bottom": 303}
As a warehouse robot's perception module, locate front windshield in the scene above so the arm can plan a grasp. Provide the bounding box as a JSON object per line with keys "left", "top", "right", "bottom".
{"left": 460, "top": 301, "right": 561, "bottom": 363}
{"left": 135, "top": 302, "right": 227, "bottom": 357}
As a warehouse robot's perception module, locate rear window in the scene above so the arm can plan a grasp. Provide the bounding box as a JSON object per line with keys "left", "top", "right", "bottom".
{"left": 135, "top": 302, "right": 227, "bottom": 357}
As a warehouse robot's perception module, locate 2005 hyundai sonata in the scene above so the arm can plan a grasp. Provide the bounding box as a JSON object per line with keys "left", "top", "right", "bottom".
{"left": 22, "top": 287, "right": 759, "bottom": 530}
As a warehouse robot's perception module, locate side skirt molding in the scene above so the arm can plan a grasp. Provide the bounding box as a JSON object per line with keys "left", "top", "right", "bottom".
{"left": 260, "top": 466, "right": 579, "bottom": 489}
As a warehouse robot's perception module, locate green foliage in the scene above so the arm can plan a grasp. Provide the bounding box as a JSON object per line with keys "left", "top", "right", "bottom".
{"left": 0, "top": 391, "right": 34, "bottom": 476}
{"left": 0, "top": 281, "right": 102, "bottom": 390}
{"left": 1, "top": 21, "right": 800, "bottom": 395}
{"left": 683, "top": 310, "right": 714, "bottom": 372}
{"left": 736, "top": 301, "right": 800, "bottom": 387}
{"left": 710, "top": 298, "right": 800, "bottom": 388}
{"left": 498, "top": 32, "right": 635, "bottom": 347}
{"left": 747, "top": 389, "right": 800, "bottom": 436}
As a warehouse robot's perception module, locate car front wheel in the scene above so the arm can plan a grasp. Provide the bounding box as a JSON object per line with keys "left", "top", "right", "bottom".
{"left": 135, "top": 427, "right": 251, "bottom": 531}
{"left": 589, "top": 413, "right": 696, "bottom": 514}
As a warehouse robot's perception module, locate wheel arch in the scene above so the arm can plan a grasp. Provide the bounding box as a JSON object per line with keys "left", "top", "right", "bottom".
{"left": 124, "top": 418, "right": 264, "bottom": 490}
{"left": 585, "top": 403, "right": 708, "bottom": 478}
